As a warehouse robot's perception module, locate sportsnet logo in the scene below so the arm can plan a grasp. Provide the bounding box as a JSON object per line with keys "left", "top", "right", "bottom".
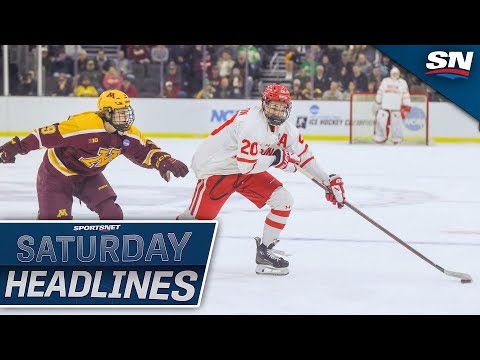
{"left": 425, "top": 51, "right": 474, "bottom": 79}
{"left": 73, "top": 224, "right": 121, "bottom": 232}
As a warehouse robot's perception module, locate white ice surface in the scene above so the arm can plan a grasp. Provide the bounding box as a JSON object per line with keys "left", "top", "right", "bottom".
{"left": 0, "top": 137, "right": 479, "bottom": 314}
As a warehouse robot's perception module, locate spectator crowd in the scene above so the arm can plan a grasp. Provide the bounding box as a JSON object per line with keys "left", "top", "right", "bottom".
{"left": 3, "top": 45, "right": 445, "bottom": 101}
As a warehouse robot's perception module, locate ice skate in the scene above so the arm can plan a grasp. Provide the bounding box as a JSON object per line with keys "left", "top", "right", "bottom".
{"left": 254, "top": 237, "right": 289, "bottom": 276}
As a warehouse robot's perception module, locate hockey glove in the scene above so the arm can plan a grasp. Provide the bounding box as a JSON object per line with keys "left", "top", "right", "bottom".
{"left": 0, "top": 137, "right": 24, "bottom": 164}
{"left": 154, "top": 152, "right": 189, "bottom": 182}
{"left": 271, "top": 148, "right": 300, "bottom": 173}
{"left": 400, "top": 105, "right": 411, "bottom": 119}
{"left": 324, "top": 174, "right": 345, "bottom": 208}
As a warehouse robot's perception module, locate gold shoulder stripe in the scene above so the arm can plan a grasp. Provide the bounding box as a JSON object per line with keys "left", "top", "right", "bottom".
{"left": 58, "top": 112, "right": 106, "bottom": 138}
{"left": 125, "top": 125, "right": 146, "bottom": 145}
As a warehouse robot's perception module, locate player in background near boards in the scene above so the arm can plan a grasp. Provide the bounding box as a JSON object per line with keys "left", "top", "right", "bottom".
{"left": 0, "top": 90, "right": 188, "bottom": 220}
{"left": 373, "top": 66, "right": 411, "bottom": 144}
{"left": 177, "top": 83, "right": 346, "bottom": 275}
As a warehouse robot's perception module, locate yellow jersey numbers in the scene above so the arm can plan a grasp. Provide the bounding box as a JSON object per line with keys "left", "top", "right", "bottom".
{"left": 41, "top": 125, "right": 57, "bottom": 135}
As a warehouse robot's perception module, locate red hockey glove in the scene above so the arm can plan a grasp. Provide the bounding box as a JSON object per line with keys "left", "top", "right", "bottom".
{"left": 400, "top": 105, "right": 411, "bottom": 119}
{"left": 0, "top": 137, "right": 24, "bottom": 164}
{"left": 154, "top": 152, "right": 189, "bottom": 182}
{"left": 271, "top": 149, "right": 300, "bottom": 173}
{"left": 324, "top": 174, "right": 345, "bottom": 209}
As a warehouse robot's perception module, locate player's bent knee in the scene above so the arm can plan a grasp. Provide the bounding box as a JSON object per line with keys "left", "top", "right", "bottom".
{"left": 95, "top": 198, "right": 123, "bottom": 220}
{"left": 267, "top": 186, "right": 294, "bottom": 210}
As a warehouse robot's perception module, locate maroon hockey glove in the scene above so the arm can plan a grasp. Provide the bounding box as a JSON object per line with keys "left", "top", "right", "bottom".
{"left": 0, "top": 137, "right": 24, "bottom": 164}
{"left": 324, "top": 174, "right": 345, "bottom": 209}
{"left": 271, "top": 149, "right": 300, "bottom": 173}
{"left": 154, "top": 152, "right": 189, "bottom": 182}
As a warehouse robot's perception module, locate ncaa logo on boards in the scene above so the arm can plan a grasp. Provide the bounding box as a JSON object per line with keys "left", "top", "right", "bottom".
{"left": 403, "top": 107, "right": 426, "bottom": 131}
{"left": 425, "top": 51, "right": 474, "bottom": 79}
{"left": 211, "top": 109, "right": 241, "bottom": 122}
{"left": 309, "top": 104, "right": 320, "bottom": 115}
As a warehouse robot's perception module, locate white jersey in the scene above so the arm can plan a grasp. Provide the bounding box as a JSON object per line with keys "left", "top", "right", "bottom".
{"left": 375, "top": 77, "right": 411, "bottom": 111}
{"left": 191, "top": 105, "right": 329, "bottom": 182}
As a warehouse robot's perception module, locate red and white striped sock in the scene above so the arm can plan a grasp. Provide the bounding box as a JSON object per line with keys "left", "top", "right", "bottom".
{"left": 262, "top": 209, "right": 291, "bottom": 247}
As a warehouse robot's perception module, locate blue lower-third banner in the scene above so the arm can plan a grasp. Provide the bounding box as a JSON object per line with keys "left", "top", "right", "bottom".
{"left": 0, "top": 220, "right": 218, "bottom": 306}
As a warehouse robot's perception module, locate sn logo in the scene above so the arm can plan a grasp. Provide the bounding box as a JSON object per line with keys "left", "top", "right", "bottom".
{"left": 425, "top": 51, "right": 474, "bottom": 79}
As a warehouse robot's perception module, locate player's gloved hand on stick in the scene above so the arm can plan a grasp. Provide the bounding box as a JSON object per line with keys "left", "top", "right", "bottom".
{"left": 0, "top": 137, "right": 23, "bottom": 164}
{"left": 154, "top": 152, "right": 189, "bottom": 182}
{"left": 271, "top": 148, "right": 300, "bottom": 173}
{"left": 324, "top": 174, "right": 345, "bottom": 208}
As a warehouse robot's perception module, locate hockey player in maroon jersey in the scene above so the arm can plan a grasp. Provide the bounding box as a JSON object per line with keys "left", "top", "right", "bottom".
{"left": 177, "top": 83, "right": 346, "bottom": 275}
{"left": 0, "top": 89, "right": 189, "bottom": 220}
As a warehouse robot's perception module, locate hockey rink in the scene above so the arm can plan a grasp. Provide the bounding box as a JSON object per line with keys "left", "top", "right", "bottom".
{"left": 0, "top": 137, "right": 479, "bottom": 314}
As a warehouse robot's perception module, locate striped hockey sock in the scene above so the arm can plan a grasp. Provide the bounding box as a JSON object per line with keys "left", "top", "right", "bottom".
{"left": 262, "top": 209, "right": 291, "bottom": 247}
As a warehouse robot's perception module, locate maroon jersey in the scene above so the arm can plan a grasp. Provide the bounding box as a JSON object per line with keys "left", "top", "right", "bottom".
{"left": 20, "top": 111, "right": 165, "bottom": 178}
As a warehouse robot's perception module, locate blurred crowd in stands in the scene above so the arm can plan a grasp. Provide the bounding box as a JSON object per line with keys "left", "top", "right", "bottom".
{"left": 1, "top": 45, "right": 447, "bottom": 101}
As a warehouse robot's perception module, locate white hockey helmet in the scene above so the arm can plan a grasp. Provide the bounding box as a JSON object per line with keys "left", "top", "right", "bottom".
{"left": 390, "top": 66, "right": 400, "bottom": 79}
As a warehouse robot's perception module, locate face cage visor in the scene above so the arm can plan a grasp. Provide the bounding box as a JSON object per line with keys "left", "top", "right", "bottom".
{"left": 262, "top": 100, "right": 292, "bottom": 126}
{"left": 109, "top": 106, "right": 135, "bottom": 132}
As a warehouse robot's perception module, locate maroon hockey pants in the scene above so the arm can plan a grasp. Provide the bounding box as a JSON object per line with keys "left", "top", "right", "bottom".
{"left": 36, "top": 160, "right": 119, "bottom": 220}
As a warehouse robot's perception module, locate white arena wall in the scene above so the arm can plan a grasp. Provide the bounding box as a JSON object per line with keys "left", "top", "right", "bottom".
{"left": 0, "top": 97, "right": 478, "bottom": 142}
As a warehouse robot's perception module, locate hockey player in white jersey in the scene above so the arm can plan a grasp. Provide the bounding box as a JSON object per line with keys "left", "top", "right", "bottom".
{"left": 177, "top": 83, "right": 346, "bottom": 275}
{"left": 373, "top": 67, "right": 411, "bottom": 144}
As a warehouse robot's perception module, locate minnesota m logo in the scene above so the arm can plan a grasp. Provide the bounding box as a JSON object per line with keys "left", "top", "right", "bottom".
{"left": 57, "top": 209, "right": 68, "bottom": 218}
{"left": 80, "top": 148, "right": 122, "bottom": 168}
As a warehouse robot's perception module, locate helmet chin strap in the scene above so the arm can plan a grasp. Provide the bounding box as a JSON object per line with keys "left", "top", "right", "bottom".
{"left": 110, "top": 120, "right": 130, "bottom": 132}
{"left": 266, "top": 115, "right": 285, "bottom": 126}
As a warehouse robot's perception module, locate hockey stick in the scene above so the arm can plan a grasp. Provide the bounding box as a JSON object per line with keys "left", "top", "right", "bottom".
{"left": 294, "top": 164, "right": 473, "bottom": 283}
